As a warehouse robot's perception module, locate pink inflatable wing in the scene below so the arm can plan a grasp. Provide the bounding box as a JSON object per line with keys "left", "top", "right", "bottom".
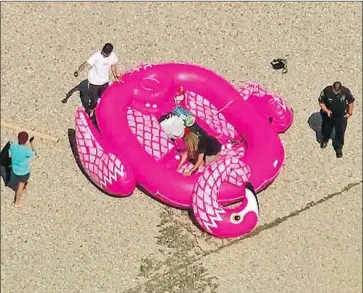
{"left": 72, "top": 62, "right": 294, "bottom": 239}
{"left": 74, "top": 108, "right": 137, "bottom": 196}
{"left": 237, "top": 82, "right": 294, "bottom": 134}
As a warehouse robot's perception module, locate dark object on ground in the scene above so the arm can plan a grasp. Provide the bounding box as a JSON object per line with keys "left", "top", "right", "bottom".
{"left": 271, "top": 58, "right": 288, "bottom": 74}
{"left": 308, "top": 112, "right": 335, "bottom": 143}
{"left": 74, "top": 71, "right": 79, "bottom": 77}
{"left": 0, "top": 141, "right": 11, "bottom": 186}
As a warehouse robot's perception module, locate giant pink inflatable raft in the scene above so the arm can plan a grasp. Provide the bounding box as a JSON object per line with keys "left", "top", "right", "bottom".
{"left": 73, "top": 63, "right": 294, "bottom": 238}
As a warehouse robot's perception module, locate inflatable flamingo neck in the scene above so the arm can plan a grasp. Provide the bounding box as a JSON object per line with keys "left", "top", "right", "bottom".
{"left": 191, "top": 147, "right": 259, "bottom": 238}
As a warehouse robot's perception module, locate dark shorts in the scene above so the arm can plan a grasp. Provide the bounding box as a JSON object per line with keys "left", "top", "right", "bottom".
{"left": 88, "top": 82, "right": 109, "bottom": 110}
{"left": 8, "top": 170, "right": 30, "bottom": 189}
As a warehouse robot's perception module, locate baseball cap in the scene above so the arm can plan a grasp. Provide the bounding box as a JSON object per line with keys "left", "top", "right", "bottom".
{"left": 184, "top": 115, "right": 196, "bottom": 127}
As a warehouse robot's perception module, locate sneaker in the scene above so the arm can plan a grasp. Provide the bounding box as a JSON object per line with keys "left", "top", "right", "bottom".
{"left": 335, "top": 149, "right": 343, "bottom": 158}
{"left": 320, "top": 141, "right": 328, "bottom": 149}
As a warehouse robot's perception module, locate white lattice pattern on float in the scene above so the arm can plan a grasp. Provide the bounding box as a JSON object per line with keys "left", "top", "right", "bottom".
{"left": 184, "top": 91, "right": 237, "bottom": 139}
{"left": 75, "top": 110, "right": 127, "bottom": 189}
{"left": 237, "top": 82, "right": 292, "bottom": 131}
{"left": 177, "top": 162, "right": 205, "bottom": 174}
{"left": 268, "top": 94, "right": 288, "bottom": 119}
{"left": 191, "top": 147, "right": 251, "bottom": 232}
{"left": 127, "top": 107, "right": 175, "bottom": 160}
{"left": 237, "top": 81, "right": 269, "bottom": 101}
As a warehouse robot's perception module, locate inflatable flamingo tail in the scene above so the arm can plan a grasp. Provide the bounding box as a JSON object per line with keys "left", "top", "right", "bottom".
{"left": 191, "top": 148, "right": 259, "bottom": 238}
{"left": 74, "top": 108, "right": 137, "bottom": 196}
{"left": 237, "top": 82, "right": 294, "bottom": 134}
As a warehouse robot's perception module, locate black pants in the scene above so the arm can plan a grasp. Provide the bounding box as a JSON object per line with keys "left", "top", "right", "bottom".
{"left": 321, "top": 115, "right": 347, "bottom": 150}
{"left": 88, "top": 83, "right": 109, "bottom": 113}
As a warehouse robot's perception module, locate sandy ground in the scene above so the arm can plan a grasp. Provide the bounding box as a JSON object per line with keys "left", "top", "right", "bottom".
{"left": 1, "top": 2, "right": 362, "bottom": 293}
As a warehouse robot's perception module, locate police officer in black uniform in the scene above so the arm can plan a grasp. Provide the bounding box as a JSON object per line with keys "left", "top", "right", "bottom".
{"left": 318, "top": 81, "right": 355, "bottom": 158}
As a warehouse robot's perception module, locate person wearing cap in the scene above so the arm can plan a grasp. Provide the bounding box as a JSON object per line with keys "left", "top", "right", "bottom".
{"left": 8, "top": 132, "right": 37, "bottom": 208}
{"left": 74, "top": 43, "right": 120, "bottom": 117}
{"left": 318, "top": 81, "right": 355, "bottom": 158}
{"left": 177, "top": 128, "right": 222, "bottom": 176}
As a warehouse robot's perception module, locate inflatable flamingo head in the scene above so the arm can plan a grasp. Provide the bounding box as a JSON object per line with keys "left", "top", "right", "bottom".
{"left": 192, "top": 149, "right": 260, "bottom": 239}
{"left": 213, "top": 183, "right": 259, "bottom": 238}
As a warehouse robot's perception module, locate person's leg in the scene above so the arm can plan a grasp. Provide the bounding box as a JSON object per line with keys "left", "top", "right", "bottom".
{"left": 79, "top": 79, "right": 90, "bottom": 109}
{"left": 90, "top": 83, "right": 108, "bottom": 126}
{"left": 14, "top": 181, "right": 26, "bottom": 208}
{"left": 321, "top": 116, "right": 334, "bottom": 148}
{"left": 88, "top": 84, "right": 99, "bottom": 116}
{"left": 332, "top": 117, "right": 347, "bottom": 158}
{"left": 99, "top": 82, "right": 109, "bottom": 99}
{"left": 13, "top": 173, "right": 30, "bottom": 207}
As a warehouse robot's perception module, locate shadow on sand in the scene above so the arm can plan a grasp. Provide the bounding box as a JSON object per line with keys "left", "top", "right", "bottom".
{"left": 62, "top": 79, "right": 89, "bottom": 108}
{"left": 307, "top": 112, "right": 335, "bottom": 143}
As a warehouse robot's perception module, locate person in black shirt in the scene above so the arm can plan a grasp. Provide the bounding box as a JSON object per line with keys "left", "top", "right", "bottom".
{"left": 318, "top": 81, "right": 355, "bottom": 158}
{"left": 176, "top": 129, "right": 222, "bottom": 175}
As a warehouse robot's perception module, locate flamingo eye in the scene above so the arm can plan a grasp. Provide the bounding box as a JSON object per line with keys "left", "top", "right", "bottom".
{"left": 230, "top": 213, "right": 243, "bottom": 224}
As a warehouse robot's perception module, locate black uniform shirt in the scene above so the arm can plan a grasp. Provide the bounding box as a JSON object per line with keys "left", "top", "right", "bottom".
{"left": 318, "top": 86, "right": 355, "bottom": 118}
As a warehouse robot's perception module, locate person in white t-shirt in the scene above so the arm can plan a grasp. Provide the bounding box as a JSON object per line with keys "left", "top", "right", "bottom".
{"left": 74, "top": 43, "right": 119, "bottom": 117}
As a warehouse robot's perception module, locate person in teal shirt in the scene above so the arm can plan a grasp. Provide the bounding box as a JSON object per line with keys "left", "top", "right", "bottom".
{"left": 9, "top": 131, "right": 37, "bottom": 208}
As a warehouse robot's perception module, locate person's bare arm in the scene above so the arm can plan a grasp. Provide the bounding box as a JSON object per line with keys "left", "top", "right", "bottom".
{"left": 29, "top": 137, "right": 37, "bottom": 155}
{"left": 185, "top": 153, "right": 204, "bottom": 175}
{"left": 345, "top": 103, "right": 354, "bottom": 118}
{"left": 345, "top": 90, "right": 355, "bottom": 118}
{"left": 74, "top": 61, "right": 90, "bottom": 76}
{"left": 319, "top": 102, "right": 331, "bottom": 113}
{"left": 177, "top": 152, "right": 188, "bottom": 170}
{"left": 348, "top": 103, "right": 354, "bottom": 114}
{"left": 111, "top": 64, "right": 119, "bottom": 79}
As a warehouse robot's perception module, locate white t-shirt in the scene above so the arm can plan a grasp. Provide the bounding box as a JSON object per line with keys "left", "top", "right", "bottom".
{"left": 87, "top": 51, "right": 118, "bottom": 85}
{"left": 160, "top": 116, "right": 185, "bottom": 139}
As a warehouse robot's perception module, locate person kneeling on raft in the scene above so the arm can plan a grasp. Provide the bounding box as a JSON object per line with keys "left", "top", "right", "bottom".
{"left": 177, "top": 128, "right": 222, "bottom": 176}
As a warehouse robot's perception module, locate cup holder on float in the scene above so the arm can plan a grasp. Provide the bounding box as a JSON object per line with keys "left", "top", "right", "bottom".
{"left": 141, "top": 77, "right": 161, "bottom": 92}
{"left": 130, "top": 74, "right": 175, "bottom": 115}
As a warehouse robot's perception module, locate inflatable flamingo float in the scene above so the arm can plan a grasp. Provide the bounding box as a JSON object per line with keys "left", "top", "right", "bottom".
{"left": 72, "top": 62, "right": 294, "bottom": 238}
